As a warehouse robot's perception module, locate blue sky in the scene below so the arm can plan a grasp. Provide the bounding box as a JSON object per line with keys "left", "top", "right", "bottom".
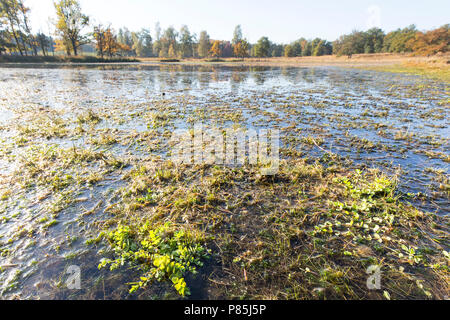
{"left": 28, "top": 0, "right": 449, "bottom": 43}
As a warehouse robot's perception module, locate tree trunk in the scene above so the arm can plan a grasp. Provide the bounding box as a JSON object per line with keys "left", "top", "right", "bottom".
{"left": 72, "top": 39, "right": 78, "bottom": 56}
{"left": 7, "top": 19, "right": 23, "bottom": 56}
{"left": 18, "top": 1, "right": 37, "bottom": 56}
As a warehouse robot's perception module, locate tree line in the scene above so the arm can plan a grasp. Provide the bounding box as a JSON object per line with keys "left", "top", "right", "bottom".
{"left": 333, "top": 25, "right": 449, "bottom": 57}
{"left": 1, "top": 0, "right": 448, "bottom": 59}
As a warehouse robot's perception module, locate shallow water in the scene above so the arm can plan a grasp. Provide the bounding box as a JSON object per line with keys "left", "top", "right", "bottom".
{"left": 0, "top": 64, "right": 448, "bottom": 299}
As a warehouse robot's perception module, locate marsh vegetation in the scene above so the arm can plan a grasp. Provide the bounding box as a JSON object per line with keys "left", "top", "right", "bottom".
{"left": 0, "top": 64, "right": 448, "bottom": 300}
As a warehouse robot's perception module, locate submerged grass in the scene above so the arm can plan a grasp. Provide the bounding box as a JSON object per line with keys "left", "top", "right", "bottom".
{"left": 99, "top": 158, "right": 449, "bottom": 299}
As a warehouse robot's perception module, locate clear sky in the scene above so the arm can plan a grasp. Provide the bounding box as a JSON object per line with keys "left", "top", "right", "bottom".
{"left": 28, "top": 0, "right": 449, "bottom": 43}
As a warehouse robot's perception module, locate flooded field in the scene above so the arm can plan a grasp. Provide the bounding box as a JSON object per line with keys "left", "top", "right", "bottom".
{"left": 0, "top": 64, "right": 448, "bottom": 300}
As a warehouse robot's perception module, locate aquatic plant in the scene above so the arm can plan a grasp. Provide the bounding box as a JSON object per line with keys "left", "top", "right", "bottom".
{"left": 99, "top": 222, "right": 209, "bottom": 296}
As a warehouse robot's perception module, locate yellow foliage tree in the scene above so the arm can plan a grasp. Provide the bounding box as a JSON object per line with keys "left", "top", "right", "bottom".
{"left": 168, "top": 43, "right": 176, "bottom": 58}
{"left": 209, "top": 40, "right": 221, "bottom": 58}
{"left": 233, "top": 40, "right": 249, "bottom": 58}
{"left": 407, "top": 25, "right": 450, "bottom": 56}
{"left": 93, "top": 25, "right": 123, "bottom": 58}
{"left": 93, "top": 25, "right": 106, "bottom": 58}
{"left": 54, "top": 0, "right": 89, "bottom": 56}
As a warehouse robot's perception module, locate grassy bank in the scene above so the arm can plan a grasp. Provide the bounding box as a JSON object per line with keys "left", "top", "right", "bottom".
{"left": 356, "top": 61, "right": 450, "bottom": 82}
{"left": 0, "top": 55, "right": 139, "bottom": 64}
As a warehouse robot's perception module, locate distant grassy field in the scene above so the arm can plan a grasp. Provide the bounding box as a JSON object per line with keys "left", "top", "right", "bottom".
{"left": 358, "top": 61, "right": 450, "bottom": 82}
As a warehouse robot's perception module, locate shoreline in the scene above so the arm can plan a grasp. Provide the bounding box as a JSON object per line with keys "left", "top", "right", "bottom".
{"left": 1, "top": 53, "right": 448, "bottom": 82}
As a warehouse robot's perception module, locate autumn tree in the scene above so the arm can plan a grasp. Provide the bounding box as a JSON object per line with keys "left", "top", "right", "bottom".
{"left": 233, "top": 39, "right": 249, "bottom": 58}
{"left": 197, "top": 30, "right": 210, "bottom": 58}
{"left": 407, "top": 24, "right": 449, "bottom": 56}
{"left": 168, "top": 43, "right": 176, "bottom": 58}
{"left": 54, "top": 0, "right": 89, "bottom": 56}
{"left": 209, "top": 40, "right": 221, "bottom": 57}
{"left": 104, "top": 28, "right": 121, "bottom": 57}
{"left": 93, "top": 25, "right": 106, "bottom": 58}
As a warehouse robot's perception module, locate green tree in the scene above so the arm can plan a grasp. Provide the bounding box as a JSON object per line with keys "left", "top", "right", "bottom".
{"left": 197, "top": 30, "right": 210, "bottom": 58}
{"left": 383, "top": 25, "right": 417, "bottom": 53}
{"left": 0, "top": 0, "right": 27, "bottom": 55}
{"left": 364, "top": 28, "right": 385, "bottom": 53}
{"left": 284, "top": 44, "right": 295, "bottom": 57}
{"left": 117, "top": 28, "right": 133, "bottom": 56}
{"left": 293, "top": 41, "right": 302, "bottom": 56}
{"left": 301, "top": 40, "right": 312, "bottom": 56}
{"left": 16, "top": 0, "right": 36, "bottom": 55}
{"left": 179, "top": 25, "right": 193, "bottom": 58}
{"left": 254, "top": 36, "right": 271, "bottom": 57}
{"left": 0, "top": 19, "right": 9, "bottom": 54}
{"left": 160, "top": 26, "right": 177, "bottom": 58}
{"left": 333, "top": 31, "right": 366, "bottom": 57}
{"left": 270, "top": 43, "right": 283, "bottom": 57}
{"left": 152, "top": 22, "right": 161, "bottom": 57}
{"left": 54, "top": 0, "right": 89, "bottom": 56}
{"left": 132, "top": 28, "right": 152, "bottom": 57}
{"left": 233, "top": 39, "right": 249, "bottom": 58}
{"left": 311, "top": 39, "right": 332, "bottom": 56}
{"left": 232, "top": 25, "right": 243, "bottom": 45}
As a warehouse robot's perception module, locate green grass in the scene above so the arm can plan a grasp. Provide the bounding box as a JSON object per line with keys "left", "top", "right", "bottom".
{"left": 358, "top": 62, "right": 450, "bottom": 82}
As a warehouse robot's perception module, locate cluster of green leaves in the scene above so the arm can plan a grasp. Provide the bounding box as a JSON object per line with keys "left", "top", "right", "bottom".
{"left": 99, "top": 222, "right": 209, "bottom": 297}
{"left": 314, "top": 172, "right": 398, "bottom": 242}
{"left": 337, "top": 171, "right": 396, "bottom": 200}
{"left": 284, "top": 38, "right": 333, "bottom": 57}
{"left": 333, "top": 28, "right": 386, "bottom": 56}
